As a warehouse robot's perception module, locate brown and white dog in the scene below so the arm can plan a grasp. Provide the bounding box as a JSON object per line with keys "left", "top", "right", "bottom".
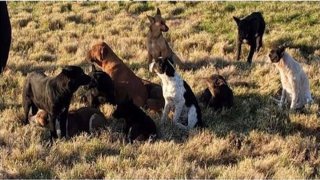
{"left": 86, "top": 42, "right": 164, "bottom": 112}
{"left": 30, "top": 107, "right": 108, "bottom": 138}
{"left": 146, "top": 8, "right": 185, "bottom": 69}
{"left": 268, "top": 46, "right": 313, "bottom": 110}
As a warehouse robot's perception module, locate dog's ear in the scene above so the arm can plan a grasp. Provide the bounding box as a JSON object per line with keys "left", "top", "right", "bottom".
{"left": 233, "top": 16, "right": 240, "bottom": 25}
{"left": 99, "top": 44, "right": 108, "bottom": 61}
{"left": 156, "top": 8, "right": 161, "bottom": 16}
{"left": 277, "top": 45, "right": 286, "bottom": 58}
{"left": 62, "top": 66, "right": 73, "bottom": 76}
{"left": 147, "top": 15, "right": 155, "bottom": 23}
{"left": 215, "top": 78, "right": 226, "bottom": 86}
{"left": 205, "top": 78, "right": 215, "bottom": 94}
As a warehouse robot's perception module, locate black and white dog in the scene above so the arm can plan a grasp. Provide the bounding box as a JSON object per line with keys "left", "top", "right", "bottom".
{"left": 233, "top": 12, "right": 265, "bottom": 64}
{"left": 149, "top": 57, "right": 202, "bottom": 130}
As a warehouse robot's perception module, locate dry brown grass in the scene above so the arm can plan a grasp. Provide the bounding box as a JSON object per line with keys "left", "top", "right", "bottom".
{"left": 1, "top": 2, "right": 320, "bottom": 179}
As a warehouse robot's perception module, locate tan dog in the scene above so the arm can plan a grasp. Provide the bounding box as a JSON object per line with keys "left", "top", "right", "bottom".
{"left": 86, "top": 42, "right": 164, "bottom": 111}
{"left": 268, "top": 46, "right": 313, "bottom": 110}
{"left": 146, "top": 8, "right": 184, "bottom": 69}
{"left": 30, "top": 107, "right": 108, "bottom": 138}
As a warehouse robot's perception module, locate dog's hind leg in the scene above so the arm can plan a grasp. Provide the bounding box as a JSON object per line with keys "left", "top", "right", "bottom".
{"left": 247, "top": 43, "right": 256, "bottom": 64}
{"left": 187, "top": 105, "right": 198, "bottom": 129}
{"left": 22, "top": 98, "right": 32, "bottom": 124}
{"left": 256, "top": 36, "right": 262, "bottom": 52}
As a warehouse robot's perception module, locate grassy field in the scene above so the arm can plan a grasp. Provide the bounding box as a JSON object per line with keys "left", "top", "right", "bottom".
{"left": 1, "top": 1, "right": 320, "bottom": 178}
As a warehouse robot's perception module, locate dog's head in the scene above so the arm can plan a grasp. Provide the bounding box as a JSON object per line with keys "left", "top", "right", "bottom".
{"left": 61, "top": 66, "right": 91, "bottom": 92}
{"left": 149, "top": 57, "right": 175, "bottom": 77}
{"left": 86, "top": 42, "right": 110, "bottom": 65}
{"left": 268, "top": 46, "right": 286, "bottom": 63}
{"left": 81, "top": 65, "right": 116, "bottom": 107}
{"left": 206, "top": 74, "right": 228, "bottom": 95}
{"left": 29, "top": 109, "right": 49, "bottom": 127}
{"left": 233, "top": 16, "right": 251, "bottom": 41}
{"left": 112, "top": 97, "right": 135, "bottom": 119}
{"left": 147, "top": 8, "right": 169, "bottom": 32}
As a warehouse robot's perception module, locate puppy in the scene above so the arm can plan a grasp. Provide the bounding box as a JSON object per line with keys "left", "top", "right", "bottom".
{"left": 22, "top": 66, "right": 91, "bottom": 139}
{"left": 268, "top": 46, "right": 313, "bottom": 110}
{"left": 30, "top": 107, "right": 108, "bottom": 138}
{"left": 147, "top": 8, "right": 184, "bottom": 69}
{"left": 0, "top": 2, "right": 11, "bottom": 73}
{"left": 149, "top": 57, "right": 202, "bottom": 130}
{"left": 112, "top": 98, "right": 157, "bottom": 143}
{"left": 199, "top": 74, "right": 234, "bottom": 110}
{"left": 81, "top": 64, "right": 116, "bottom": 108}
{"left": 86, "top": 42, "right": 164, "bottom": 112}
{"left": 233, "top": 12, "right": 265, "bottom": 63}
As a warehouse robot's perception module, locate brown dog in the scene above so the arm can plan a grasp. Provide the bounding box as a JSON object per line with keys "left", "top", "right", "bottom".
{"left": 146, "top": 8, "right": 184, "bottom": 69}
{"left": 86, "top": 42, "right": 164, "bottom": 111}
{"left": 30, "top": 107, "right": 108, "bottom": 137}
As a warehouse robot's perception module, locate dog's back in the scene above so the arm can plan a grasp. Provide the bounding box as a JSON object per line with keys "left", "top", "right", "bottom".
{"left": 23, "top": 72, "right": 53, "bottom": 112}
{"left": 68, "top": 107, "right": 108, "bottom": 136}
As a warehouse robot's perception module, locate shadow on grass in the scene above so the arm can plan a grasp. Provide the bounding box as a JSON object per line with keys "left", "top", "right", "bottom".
{"left": 202, "top": 92, "right": 320, "bottom": 141}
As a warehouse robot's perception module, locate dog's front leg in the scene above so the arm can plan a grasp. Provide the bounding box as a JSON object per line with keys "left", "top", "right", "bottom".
{"left": 290, "top": 79, "right": 299, "bottom": 110}
{"left": 49, "top": 115, "right": 58, "bottom": 140}
{"left": 59, "top": 110, "right": 68, "bottom": 138}
{"left": 236, "top": 39, "right": 242, "bottom": 61}
{"left": 172, "top": 101, "right": 184, "bottom": 124}
{"left": 279, "top": 88, "right": 287, "bottom": 108}
{"left": 161, "top": 100, "right": 170, "bottom": 123}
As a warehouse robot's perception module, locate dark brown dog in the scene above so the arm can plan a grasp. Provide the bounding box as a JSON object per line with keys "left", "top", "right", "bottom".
{"left": 199, "top": 74, "right": 233, "bottom": 110}
{"left": 0, "top": 2, "right": 11, "bottom": 73}
{"left": 30, "top": 107, "right": 108, "bottom": 138}
{"left": 146, "top": 8, "right": 184, "bottom": 69}
{"left": 86, "top": 42, "right": 164, "bottom": 112}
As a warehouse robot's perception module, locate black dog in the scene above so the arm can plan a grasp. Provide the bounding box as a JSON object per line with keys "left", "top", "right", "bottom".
{"left": 200, "top": 74, "right": 233, "bottom": 110}
{"left": 22, "top": 66, "right": 91, "bottom": 139}
{"left": 233, "top": 12, "right": 265, "bottom": 64}
{"left": 112, "top": 98, "right": 157, "bottom": 143}
{"left": 81, "top": 64, "right": 116, "bottom": 108}
{"left": 0, "top": 2, "right": 11, "bottom": 73}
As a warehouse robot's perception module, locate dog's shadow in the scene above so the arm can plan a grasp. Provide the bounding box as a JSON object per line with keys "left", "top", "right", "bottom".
{"left": 203, "top": 92, "right": 320, "bottom": 141}
{"left": 183, "top": 56, "right": 266, "bottom": 72}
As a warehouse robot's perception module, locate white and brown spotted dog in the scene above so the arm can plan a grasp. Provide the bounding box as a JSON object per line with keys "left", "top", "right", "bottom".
{"left": 149, "top": 57, "right": 203, "bottom": 130}
{"left": 30, "top": 107, "right": 108, "bottom": 138}
{"left": 268, "top": 46, "right": 313, "bottom": 110}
